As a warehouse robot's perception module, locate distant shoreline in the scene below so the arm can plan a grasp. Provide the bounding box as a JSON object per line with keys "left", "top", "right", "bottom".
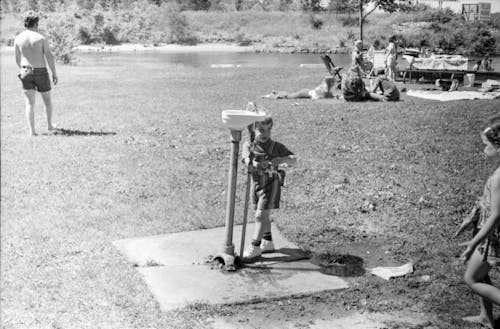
{"left": 1, "top": 42, "right": 349, "bottom": 55}
{"left": 0, "top": 43, "right": 256, "bottom": 54}
{"left": 73, "top": 43, "right": 256, "bottom": 53}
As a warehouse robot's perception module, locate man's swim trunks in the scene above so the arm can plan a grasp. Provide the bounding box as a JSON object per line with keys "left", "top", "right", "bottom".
{"left": 18, "top": 66, "right": 51, "bottom": 92}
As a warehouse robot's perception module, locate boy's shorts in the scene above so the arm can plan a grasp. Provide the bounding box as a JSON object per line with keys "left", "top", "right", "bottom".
{"left": 18, "top": 66, "right": 51, "bottom": 92}
{"left": 252, "top": 174, "right": 281, "bottom": 210}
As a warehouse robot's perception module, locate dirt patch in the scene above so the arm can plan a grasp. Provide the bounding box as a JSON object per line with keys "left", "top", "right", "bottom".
{"left": 207, "top": 307, "right": 431, "bottom": 329}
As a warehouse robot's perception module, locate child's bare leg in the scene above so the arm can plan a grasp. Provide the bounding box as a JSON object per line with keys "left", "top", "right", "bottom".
{"left": 252, "top": 209, "right": 270, "bottom": 242}
{"left": 286, "top": 88, "right": 312, "bottom": 99}
{"left": 463, "top": 250, "right": 496, "bottom": 328}
{"left": 262, "top": 212, "right": 271, "bottom": 234}
{"left": 23, "top": 89, "right": 37, "bottom": 136}
{"left": 40, "top": 91, "right": 55, "bottom": 130}
{"left": 463, "top": 295, "right": 493, "bottom": 328}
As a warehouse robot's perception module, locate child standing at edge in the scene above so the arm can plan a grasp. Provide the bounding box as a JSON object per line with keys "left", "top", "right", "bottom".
{"left": 460, "top": 118, "right": 500, "bottom": 329}
{"left": 241, "top": 115, "right": 296, "bottom": 260}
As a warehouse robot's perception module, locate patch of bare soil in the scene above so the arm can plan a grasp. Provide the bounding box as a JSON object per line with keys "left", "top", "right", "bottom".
{"left": 192, "top": 237, "right": 444, "bottom": 329}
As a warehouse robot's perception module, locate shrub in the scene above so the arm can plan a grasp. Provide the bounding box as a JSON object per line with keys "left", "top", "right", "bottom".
{"left": 164, "top": 8, "right": 198, "bottom": 45}
{"left": 309, "top": 14, "right": 323, "bottom": 29}
{"left": 43, "top": 15, "right": 76, "bottom": 64}
{"left": 346, "top": 30, "right": 356, "bottom": 41}
{"left": 102, "top": 25, "right": 120, "bottom": 45}
{"left": 77, "top": 25, "right": 92, "bottom": 44}
{"left": 235, "top": 32, "right": 252, "bottom": 46}
{"left": 341, "top": 16, "right": 358, "bottom": 27}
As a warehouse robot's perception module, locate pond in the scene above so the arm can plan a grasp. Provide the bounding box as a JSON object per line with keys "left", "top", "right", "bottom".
{"left": 75, "top": 50, "right": 500, "bottom": 72}
{"left": 75, "top": 51, "right": 349, "bottom": 69}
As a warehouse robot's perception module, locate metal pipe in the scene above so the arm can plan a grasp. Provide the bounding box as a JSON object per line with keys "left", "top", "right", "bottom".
{"left": 222, "top": 129, "right": 241, "bottom": 255}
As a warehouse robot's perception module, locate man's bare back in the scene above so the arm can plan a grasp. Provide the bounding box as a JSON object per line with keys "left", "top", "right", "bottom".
{"left": 15, "top": 30, "right": 49, "bottom": 68}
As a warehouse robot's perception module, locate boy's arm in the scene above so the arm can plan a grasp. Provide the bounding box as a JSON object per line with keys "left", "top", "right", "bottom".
{"left": 271, "top": 154, "right": 297, "bottom": 167}
{"left": 241, "top": 141, "right": 251, "bottom": 166}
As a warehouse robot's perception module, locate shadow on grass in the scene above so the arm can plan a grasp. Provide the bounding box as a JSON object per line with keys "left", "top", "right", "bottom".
{"left": 244, "top": 248, "right": 365, "bottom": 277}
{"left": 42, "top": 128, "right": 117, "bottom": 136}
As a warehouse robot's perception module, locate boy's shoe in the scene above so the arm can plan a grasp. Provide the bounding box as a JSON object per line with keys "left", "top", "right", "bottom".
{"left": 260, "top": 240, "right": 275, "bottom": 253}
{"left": 243, "top": 244, "right": 262, "bottom": 259}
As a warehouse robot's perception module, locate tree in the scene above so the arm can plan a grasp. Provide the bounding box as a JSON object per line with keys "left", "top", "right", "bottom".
{"left": 358, "top": 0, "right": 400, "bottom": 40}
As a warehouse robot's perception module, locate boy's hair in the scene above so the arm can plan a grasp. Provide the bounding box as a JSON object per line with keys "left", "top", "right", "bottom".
{"left": 24, "top": 11, "right": 39, "bottom": 28}
{"left": 256, "top": 115, "right": 273, "bottom": 128}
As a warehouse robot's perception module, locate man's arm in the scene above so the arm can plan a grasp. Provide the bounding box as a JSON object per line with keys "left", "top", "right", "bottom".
{"left": 43, "top": 38, "right": 58, "bottom": 84}
{"left": 14, "top": 41, "right": 21, "bottom": 68}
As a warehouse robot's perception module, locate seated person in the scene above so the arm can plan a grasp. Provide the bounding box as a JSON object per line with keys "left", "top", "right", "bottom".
{"left": 368, "top": 71, "right": 400, "bottom": 102}
{"left": 341, "top": 65, "right": 368, "bottom": 102}
{"left": 262, "top": 76, "right": 340, "bottom": 100}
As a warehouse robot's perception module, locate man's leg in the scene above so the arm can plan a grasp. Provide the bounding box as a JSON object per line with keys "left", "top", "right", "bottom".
{"left": 23, "top": 89, "right": 37, "bottom": 136}
{"left": 40, "top": 91, "right": 55, "bottom": 131}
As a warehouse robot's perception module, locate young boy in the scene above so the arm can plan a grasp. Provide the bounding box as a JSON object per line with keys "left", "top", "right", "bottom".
{"left": 241, "top": 115, "right": 297, "bottom": 260}
{"left": 368, "top": 71, "right": 400, "bottom": 102}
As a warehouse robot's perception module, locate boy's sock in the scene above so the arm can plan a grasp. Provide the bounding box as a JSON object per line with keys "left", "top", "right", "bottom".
{"left": 262, "top": 232, "right": 272, "bottom": 241}
{"left": 251, "top": 239, "right": 261, "bottom": 246}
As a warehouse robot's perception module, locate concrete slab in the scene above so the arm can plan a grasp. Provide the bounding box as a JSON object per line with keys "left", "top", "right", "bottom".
{"left": 113, "top": 224, "right": 348, "bottom": 311}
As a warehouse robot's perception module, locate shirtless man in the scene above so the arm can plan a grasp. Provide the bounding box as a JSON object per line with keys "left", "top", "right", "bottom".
{"left": 15, "top": 11, "right": 58, "bottom": 136}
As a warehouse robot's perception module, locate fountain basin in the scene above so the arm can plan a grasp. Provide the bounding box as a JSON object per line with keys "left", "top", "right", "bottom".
{"left": 221, "top": 110, "right": 266, "bottom": 131}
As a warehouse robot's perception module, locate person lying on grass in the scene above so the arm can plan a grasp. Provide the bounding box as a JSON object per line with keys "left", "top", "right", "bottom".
{"left": 459, "top": 117, "right": 500, "bottom": 329}
{"left": 367, "top": 70, "right": 400, "bottom": 102}
{"left": 241, "top": 115, "right": 296, "bottom": 261}
{"left": 261, "top": 76, "right": 341, "bottom": 100}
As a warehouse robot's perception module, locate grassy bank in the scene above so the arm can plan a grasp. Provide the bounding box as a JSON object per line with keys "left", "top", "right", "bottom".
{"left": 1, "top": 51, "right": 500, "bottom": 328}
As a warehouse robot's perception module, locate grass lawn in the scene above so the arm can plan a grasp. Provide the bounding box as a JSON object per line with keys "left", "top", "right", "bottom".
{"left": 1, "top": 50, "right": 500, "bottom": 328}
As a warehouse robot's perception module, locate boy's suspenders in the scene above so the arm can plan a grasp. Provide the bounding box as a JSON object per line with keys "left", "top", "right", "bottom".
{"left": 268, "top": 141, "right": 276, "bottom": 159}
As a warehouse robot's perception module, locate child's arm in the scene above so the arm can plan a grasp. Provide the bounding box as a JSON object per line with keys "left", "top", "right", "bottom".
{"left": 271, "top": 154, "right": 297, "bottom": 167}
{"left": 241, "top": 141, "right": 252, "bottom": 167}
{"left": 460, "top": 173, "right": 500, "bottom": 261}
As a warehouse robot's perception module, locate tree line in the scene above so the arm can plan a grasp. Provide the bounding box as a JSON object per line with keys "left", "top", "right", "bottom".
{"left": 1, "top": 0, "right": 405, "bottom": 14}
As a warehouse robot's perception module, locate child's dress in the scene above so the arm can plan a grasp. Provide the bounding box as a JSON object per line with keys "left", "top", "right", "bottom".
{"left": 477, "top": 166, "right": 500, "bottom": 266}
